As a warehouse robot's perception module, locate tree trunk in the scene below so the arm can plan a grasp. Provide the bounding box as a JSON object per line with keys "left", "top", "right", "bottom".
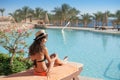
{"left": 2, "top": 12, "right": 3, "bottom": 17}
{"left": 76, "top": 20, "right": 78, "bottom": 27}
{"left": 60, "top": 20, "right": 63, "bottom": 26}
{"left": 10, "top": 53, "right": 15, "bottom": 65}
{"left": 30, "top": 17, "right": 32, "bottom": 22}
{"left": 53, "top": 20, "right": 56, "bottom": 26}
{"left": 105, "top": 13, "right": 108, "bottom": 26}
{"left": 84, "top": 22, "right": 87, "bottom": 27}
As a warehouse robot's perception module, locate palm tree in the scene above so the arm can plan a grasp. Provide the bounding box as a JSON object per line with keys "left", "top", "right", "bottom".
{"left": 93, "top": 11, "right": 103, "bottom": 26}
{"left": 115, "top": 10, "right": 120, "bottom": 20}
{"left": 9, "top": 9, "right": 23, "bottom": 22}
{"left": 34, "top": 7, "right": 45, "bottom": 19}
{"left": 52, "top": 7, "right": 62, "bottom": 25}
{"left": 112, "top": 10, "right": 120, "bottom": 28}
{"left": 61, "top": 4, "right": 71, "bottom": 21}
{"left": 104, "top": 11, "right": 109, "bottom": 26}
{"left": 68, "top": 8, "right": 80, "bottom": 27}
{"left": 70, "top": 16, "right": 80, "bottom": 27}
{"left": 0, "top": 8, "right": 5, "bottom": 16}
{"left": 21, "top": 6, "right": 31, "bottom": 22}
{"left": 80, "top": 13, "right": 92, "bottom": 27}
{"left": 9, "top": 12, "right": 17, "bottom": 22}
{"left": 53, "top": 4, "right": 71, "bottom": 26}
{"left": 102, "top": 11, "right": 113, "bottom": 26}
{"left": 52, "top": 3, "right": 80, "bottom": 26}
{"left": 27, "top": 9, "right": 34, "bottom": 22}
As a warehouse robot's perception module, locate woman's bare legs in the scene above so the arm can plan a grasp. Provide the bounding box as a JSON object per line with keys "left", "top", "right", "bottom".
{"left": 46, "top": 53, "right": 68, "bottom": 78}
{"left": 50, "top": 53, "right": 68, "bottom": 66}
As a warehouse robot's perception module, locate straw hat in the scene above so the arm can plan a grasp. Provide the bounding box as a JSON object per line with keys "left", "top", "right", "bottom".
{"left": 34, "top": 30, "right": 48, "bottom": 40}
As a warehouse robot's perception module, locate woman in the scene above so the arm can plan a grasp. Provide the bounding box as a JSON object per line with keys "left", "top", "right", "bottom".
{"left": 29, "top": 30, "right": 67, "bottom": 76}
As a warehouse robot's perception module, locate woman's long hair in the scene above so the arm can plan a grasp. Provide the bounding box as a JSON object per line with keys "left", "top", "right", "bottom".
{"left": 29, "top": 36, "right": 46, "bottom": 56}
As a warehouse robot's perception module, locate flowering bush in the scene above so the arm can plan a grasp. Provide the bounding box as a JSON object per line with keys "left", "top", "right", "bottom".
{"left": 0, "top": 24, "right": 33, "bottom": 65}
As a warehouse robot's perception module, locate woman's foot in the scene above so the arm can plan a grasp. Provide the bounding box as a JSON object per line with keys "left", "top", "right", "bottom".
{"left": 63, "top": 56, "right": 68, "bottom": 61}
{"left": 63, "top": 56, "right": 68, "bottom": 64}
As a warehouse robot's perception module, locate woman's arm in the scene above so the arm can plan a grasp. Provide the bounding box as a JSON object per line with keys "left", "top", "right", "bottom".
{"left": 43, "top": 47, "right": 55, "bottom": 73}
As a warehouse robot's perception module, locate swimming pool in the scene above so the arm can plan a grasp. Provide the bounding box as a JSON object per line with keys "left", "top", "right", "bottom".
{"left": 42, "top": 28, "right": 120, "bottom": 80}
{"left": 1, "top": 28, "right": 120, "bottom": 80}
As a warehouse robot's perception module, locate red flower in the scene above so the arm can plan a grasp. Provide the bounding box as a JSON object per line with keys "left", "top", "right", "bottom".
{"left": 17, "top": 29, "right": 23, "bottom": 33}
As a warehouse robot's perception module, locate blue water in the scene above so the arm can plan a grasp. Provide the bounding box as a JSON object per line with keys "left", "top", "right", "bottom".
{"left": 0, "top": 28, "right": 120, "bottom": 80}
{"left": 45, "top": 29, "right": 120, "bottom": 80}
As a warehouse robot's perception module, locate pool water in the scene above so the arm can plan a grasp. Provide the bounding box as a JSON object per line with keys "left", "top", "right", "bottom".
{"left": 1, "top": 28, "right": 120, "bottom": 80}
{"left": 44, "top": 29, "right": 120, "bottom": 80}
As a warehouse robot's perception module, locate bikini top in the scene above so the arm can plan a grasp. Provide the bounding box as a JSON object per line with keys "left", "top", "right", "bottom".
{"left": 33, "top": 56, "right": 46, "bottom": 67}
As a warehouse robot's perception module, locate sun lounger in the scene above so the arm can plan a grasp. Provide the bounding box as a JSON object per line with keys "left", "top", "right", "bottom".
{"left": 95, "top": 26, "right": 115, "bottom": 30}
{"left": 101, "top": 26, "right": 114, "bottom": 30}
{"left": 0, "top": 62, "right": 83, "bottom": 80}
{"left": 94, "top": 26, "right": 99, "bottom": 30}
{"left": 118, "top": 28, "right": 120, "bottom": 31}
{"left": 115, "top": 28, "right": 120, "bottom": 31}
{"left": 100, "top": 27, "right": 120, "bottom": 31}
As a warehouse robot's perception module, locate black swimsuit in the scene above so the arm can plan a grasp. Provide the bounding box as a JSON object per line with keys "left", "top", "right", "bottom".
{"left": 33, "top": 56, "right": 46, "bottom": 67}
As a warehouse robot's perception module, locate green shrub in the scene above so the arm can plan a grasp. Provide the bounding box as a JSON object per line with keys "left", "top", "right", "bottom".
{"left": 0, "top": 53, "right": 12, "bottom": 75}
{"left": 11, "top": 58, "right": 27, "bottom": 73}
{"left": 0, "top": 53, "right": 32, "bottom": 75}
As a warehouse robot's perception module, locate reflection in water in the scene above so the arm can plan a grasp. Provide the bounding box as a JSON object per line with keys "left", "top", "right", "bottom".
{"left": 61, "top": 30, "right": 66, "bottom": 44}
{"left": 61, "top": 21, "right": 71, "bottom": 44}
{"left": 102, "top": 36, "right": 108, "bottom": 52}
{"left": 61, "top": 29, "right": 73, "bottom": 45}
